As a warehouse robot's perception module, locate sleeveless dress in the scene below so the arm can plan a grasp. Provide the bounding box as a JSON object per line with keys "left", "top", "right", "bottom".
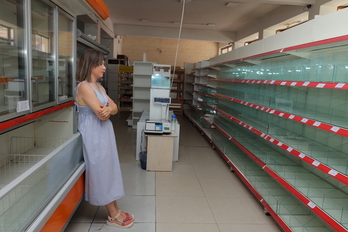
{"left": 75, "top": 82, "right": 125, "bottom": 206}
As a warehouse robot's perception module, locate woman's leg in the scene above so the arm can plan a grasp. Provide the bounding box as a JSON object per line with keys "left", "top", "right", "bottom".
{"left": 105, "top": 200, "right": 133, "bottom": 221}
{"left": 105, "top": 201, "right": 133, "bottom": 227}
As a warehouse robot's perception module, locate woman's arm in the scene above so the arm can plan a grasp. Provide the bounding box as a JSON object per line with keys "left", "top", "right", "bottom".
{"left": 77, "top": 83, "right": 110, "bottom": 120}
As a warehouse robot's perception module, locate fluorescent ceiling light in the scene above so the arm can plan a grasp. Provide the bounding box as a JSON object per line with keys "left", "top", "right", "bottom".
{"left": 226, "top": 2, "right": 239, "bottom": 7}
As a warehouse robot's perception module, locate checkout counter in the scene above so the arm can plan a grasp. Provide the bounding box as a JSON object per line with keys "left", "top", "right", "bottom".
{"left": 136, "top": 110, "right": 180, "bottom": 171}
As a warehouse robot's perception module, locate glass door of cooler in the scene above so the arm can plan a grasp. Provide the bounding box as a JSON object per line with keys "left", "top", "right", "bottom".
{"left": 31, "top": 0, "right": 56, "bottom": 109}
{"left": 0, "top": 0, "right": 29, "bottom": 121}
{"left": 57, "top": 9, "right": 74, "bottom": 103}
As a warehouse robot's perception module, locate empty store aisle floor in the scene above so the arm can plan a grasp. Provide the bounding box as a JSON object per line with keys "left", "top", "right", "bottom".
{"left": 65, "top": 112, "right": 281, "bottom": 232}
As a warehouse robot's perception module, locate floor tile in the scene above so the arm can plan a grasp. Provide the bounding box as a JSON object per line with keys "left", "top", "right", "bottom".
{"left": 199, "top": 178, "right": 254, "bottom": 197}
{"left": 90, "top": 222, "right": 155, "bottom": 232}
{"left": 156, "top": 178, "right": 204, "bottom": 197}
{"left": 64, "top": 222, "right": 92, "bottom": 232}
{"left": 193, "top": 164, "right": 233, "bottom": 180}
{"left": 121, "top": 163, "right": 155, "bottom": 196}
{"left": 69, "top": 200, "right": 98, "bottom": 223}
{"left": 156, "top": 223, "right": 220, "bottom": 232}
{"left": 156, "top": 163, "right": 196, "bottom": 180}
{"left": 187, "top": 147, "right": 227, "bottom": 167}
{"left": 207, "top": 197, "right": 275, "bottom": 224}
{"left": 218, "top": 223, "right": 281, "bottom": 232}
{"left": 156, "top": 196, "right": 215, "bottom": 223}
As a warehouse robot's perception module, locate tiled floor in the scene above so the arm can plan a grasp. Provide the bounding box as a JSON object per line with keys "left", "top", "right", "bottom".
{"left": 64, "top": 112, "right": 281, "bottom": 232}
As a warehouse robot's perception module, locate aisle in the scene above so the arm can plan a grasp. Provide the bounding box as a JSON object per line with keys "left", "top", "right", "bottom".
{"left": 65, "top": 112, "right": 281, "bottom": 232}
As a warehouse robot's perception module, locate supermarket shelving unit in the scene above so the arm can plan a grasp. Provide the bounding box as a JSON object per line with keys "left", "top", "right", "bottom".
{"left": 184, "top": 10, "right": 348, "bottom": 232}
{"left": 132, "top": 61, "right": 153, "bottom": 129}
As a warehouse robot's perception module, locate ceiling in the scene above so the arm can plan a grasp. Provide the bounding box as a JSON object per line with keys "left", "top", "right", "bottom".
{"left": 102, "top": 0, "right": 315, "bottom": 36}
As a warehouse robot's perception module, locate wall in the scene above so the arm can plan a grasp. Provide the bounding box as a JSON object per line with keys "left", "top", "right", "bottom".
{"left": 121, "top": 36, "right": 219, "bottom": 67}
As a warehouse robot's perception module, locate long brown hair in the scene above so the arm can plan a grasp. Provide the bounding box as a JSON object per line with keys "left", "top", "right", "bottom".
{"left": 76, "top": 49, "right": 104, "bottom": 82}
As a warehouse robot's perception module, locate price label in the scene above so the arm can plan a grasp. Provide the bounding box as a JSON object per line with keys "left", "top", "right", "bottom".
{"left": 289, "top": 115, "right": 295, "bottom": 119}
{"left": 330, "top": 126, "right": 340, "bottom": 132}
{"left": 280, "top": 82, "right": 287, "bottom": 85}
{"left": 261, "top": 107, "right": 265, "bottom": 110}
{"left": 270, "top": 80, "right": 275, "bottom": 84}
{"left": 307, "top": 201, "right": 316, "bottom": 209}
{"left": 270, "top": 138, "right": 274, "bottom": 142}
{"left": 256, "top": 106, "right": 259, "bottom": 109}
{"left": 303, "top": 82, "right": 310, "bottom": 86}
{"left": 313, "top": 121, "right": 321, "bottom": 126}
{"left": 335, "top": 83, "right": 345, "bottom": 88}
{"left": 301, "top": 118, "right": 308, "bottom": 123}
{"left": 277, "top": 142, "right": 283, "bottom": 146}
{"left": 287, "top": 147, "right": 293, "bottom": 152}
{"left": 257, "top": 81, "right": 261, "bottom": 83}
{"left": 328, "top": 170, "right": 338, "bottom": 176}
{"left": 263, "top": 80, "right": 268, "bottom": 83}
{"left": 279, "top": 113, "right": 284, "bottom": 117}
{"left": 312, "top": 160, "right": 320, "bottom": 167}
{"left": 250, "top": 104, "right": 253, "bottom": 107}
{"left": 17, "top": 100, "right": 30, "bottom": 113}
{"left": 241, "top": 101, "right": 244, "bottom": 104}
{"left": 290, "top": 82, "right": 297, "bottom": 86}
{"left": 316, "top": 83, "right": 325, "bottom": 88}
{"left": 270, "top": 110, "right": 275, "bottom": 114}
{"left": 261, "top": 133, "right": 265, "bottom": 137}
{"left": 299, "top": 153, "right": 306, "bottom": 158}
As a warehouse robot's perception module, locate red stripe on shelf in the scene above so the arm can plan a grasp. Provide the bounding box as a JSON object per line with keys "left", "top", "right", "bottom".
{"left": 263, "top": 166, "right": 347, "bottom": 232}
{"left": 215, "top": 107, "right": 348, "bottom": 186}
{"left": 213, "top": 122, "right": 347, "bottom": 231}
{"left": 215, "top": 92, "right": 348, "bottom": 138}
{"left": 282, "top": 35, "right": 348, "bottom": 52}
{"left": 0, "top": 101, "right": 75, "bottom": 132}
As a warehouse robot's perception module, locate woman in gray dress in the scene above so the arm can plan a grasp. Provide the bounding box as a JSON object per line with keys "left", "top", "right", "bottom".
{"left": 75, "top": 49, "right": 134, "bottom": 228}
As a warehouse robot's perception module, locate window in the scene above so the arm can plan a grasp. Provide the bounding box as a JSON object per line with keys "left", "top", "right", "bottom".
{"left": 32, "top": 33, "right": 50, "bottom": 53}
{"left": 0, "top": 24, "right": 15, "bottom": 46}
{"left": 221, "top": 43, "right": 233, "bottom": 54}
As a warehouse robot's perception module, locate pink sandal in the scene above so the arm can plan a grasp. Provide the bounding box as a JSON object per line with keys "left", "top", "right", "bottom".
{"left": 106, "top": 210, "right": 134, "bottom": 228}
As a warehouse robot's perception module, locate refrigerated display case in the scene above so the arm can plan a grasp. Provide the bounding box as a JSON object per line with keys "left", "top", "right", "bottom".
{"left": 0, "top": 0, "right": 111, "bottom": 231}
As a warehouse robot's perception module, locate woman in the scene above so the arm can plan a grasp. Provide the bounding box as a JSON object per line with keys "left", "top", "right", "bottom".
{"left": 75, "top": 49, "right": 134, "bottom": 228}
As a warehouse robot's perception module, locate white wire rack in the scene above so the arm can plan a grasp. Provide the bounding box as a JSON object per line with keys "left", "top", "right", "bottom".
{"left": 0, "top": 137, "right": 68, "bottom": 189}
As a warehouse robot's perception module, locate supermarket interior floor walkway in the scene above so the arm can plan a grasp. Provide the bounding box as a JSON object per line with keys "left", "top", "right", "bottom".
{"left": 65, "top": 111, "right": 281, "bottom": 232}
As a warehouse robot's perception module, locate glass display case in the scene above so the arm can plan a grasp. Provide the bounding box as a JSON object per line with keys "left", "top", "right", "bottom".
{"left": 0, "top": 0, "right": 29, "bottom": 120}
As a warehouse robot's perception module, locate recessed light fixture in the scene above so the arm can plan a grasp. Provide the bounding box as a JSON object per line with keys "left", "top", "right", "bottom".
{"left": 226, "top": 2, "right": 239, "bottom": 7}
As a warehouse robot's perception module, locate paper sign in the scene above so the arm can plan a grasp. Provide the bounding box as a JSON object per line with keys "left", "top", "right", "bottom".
{"left": 17, "top": 100, "right": 30, "bottom": 113}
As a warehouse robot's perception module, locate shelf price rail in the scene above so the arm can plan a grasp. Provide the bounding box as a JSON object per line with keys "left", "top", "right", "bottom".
{"left": 211, "top": 138, "right": 292, "bottom": 232}
{"left": 214, "top": 91, "right": 348, "bottom": 137}
{"left": 213, "top": 122, "right": 348, "bottom": 232}
{"left": 214, "top": 104, "right": 348, "bottom": 186}
{"left": 214, "top": 78, "right": 348, "bottom": 90}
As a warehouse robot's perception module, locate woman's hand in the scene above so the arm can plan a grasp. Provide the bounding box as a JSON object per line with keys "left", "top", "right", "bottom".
{"left": 97, "top": 105, "right": 112, "bottom": 120}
